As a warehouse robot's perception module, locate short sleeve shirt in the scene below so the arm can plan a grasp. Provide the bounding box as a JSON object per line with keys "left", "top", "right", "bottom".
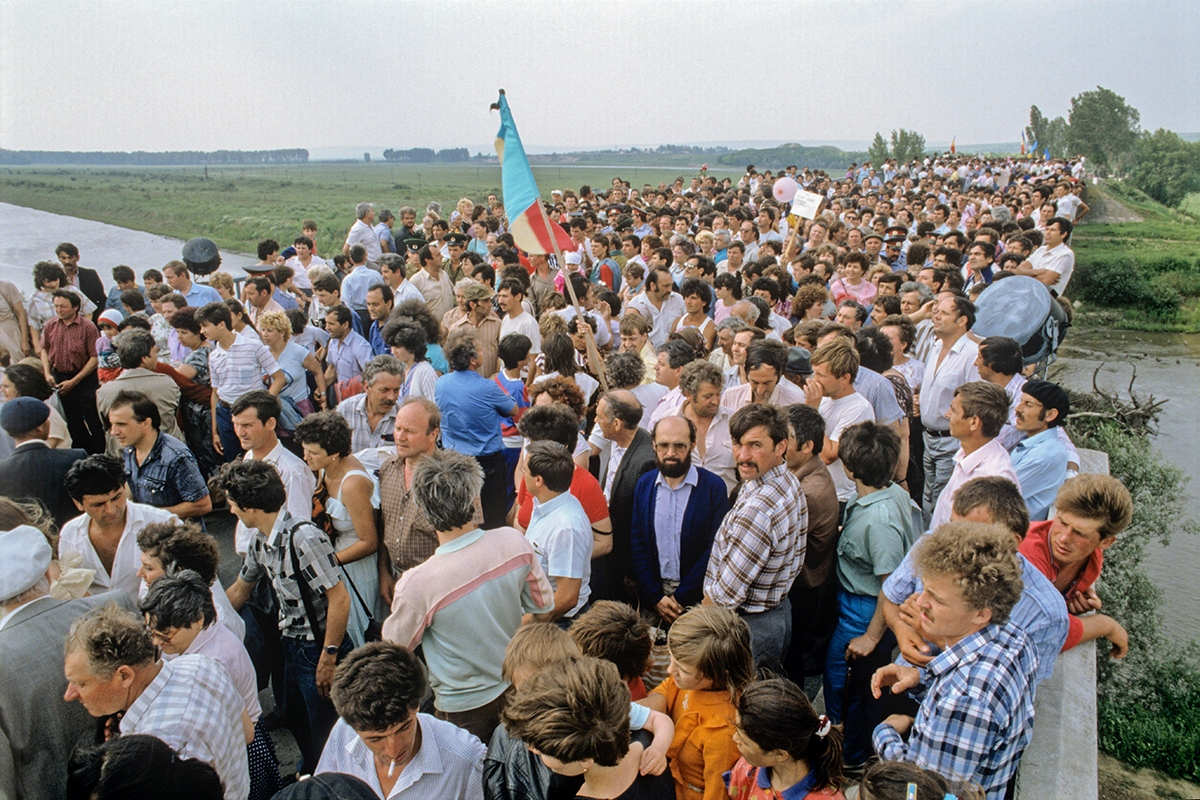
{"left": 239, "top": 511, "right": 343, "bottom": 641}
{"left": 124, "top": 432, "right": 210, "bottom": 509}
{"left": 435, "top": 370, "right": 513, "bottom": 455}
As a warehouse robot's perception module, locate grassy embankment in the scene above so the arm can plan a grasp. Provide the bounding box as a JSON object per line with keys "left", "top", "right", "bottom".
{"left": 1072, "top": 182, "right": 1200, "bottom": 331}
{"left": 0, "top": 162, "right": 726, "bottom": 258}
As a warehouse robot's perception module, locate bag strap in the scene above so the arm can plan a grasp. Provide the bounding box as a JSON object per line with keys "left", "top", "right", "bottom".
{"left": 286, "top": 520, "right": 326, "bottom": 645}
{"left": 338, "top": 563, "right": 375, "bottom": 624}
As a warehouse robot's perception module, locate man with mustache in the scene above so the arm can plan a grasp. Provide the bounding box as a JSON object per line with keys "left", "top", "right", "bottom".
{"left": 629, "top": 416, "right": 730, "bottom": 625}
{"left": 336, "top": 355, "right": 404, "bottom": 453}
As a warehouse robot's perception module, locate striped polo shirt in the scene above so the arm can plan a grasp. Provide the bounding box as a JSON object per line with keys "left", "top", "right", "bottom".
{"left": 208, "top": 332, "right": 281, "bottom": 404}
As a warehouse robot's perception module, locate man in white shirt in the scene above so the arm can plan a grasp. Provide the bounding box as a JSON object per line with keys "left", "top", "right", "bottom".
{"left": 284, "top": 235, "right": 323, "bottom": 291}
{"left": 497, "top": 278, "right": 541, "bottom": 355}
{"left": 318, "top": 641, "right": 485, "bottom": 800}
{"left": 802, "top": 339, "right": 874, "bottom": 504}
{"left": 341, "top": 245, "right": 384, "bottom": 312}
{"left": 627, "top": 266, "right": 686, "bottom": 351}
{"left": 1052, "top": 181, "right": 1088, "bottom": 224}
{"left": 379, "top": 253, "right": 425, "bottom": 308}
{"left": 344, "top": 202, "right": 383, "bottom": 267}
{"left": 1016, "top": 217, "right": 1075, "bottom": 296}
{"left": 229, "top": 392, "right": 314, "bottom": 555}
{"left": 919, "top": 296, "right": 981, "bottom": 524}
{"left": 64, "top": 605, "right": 250, "bottom": 800}
{"left": 61, "top": 454, "right": 176, "bottom": 602}
{"left": 721, "top": 339, "right": 806, "bottom": 413}
{"left": 927, "top": 382, "right": 1020, "bottom": 532}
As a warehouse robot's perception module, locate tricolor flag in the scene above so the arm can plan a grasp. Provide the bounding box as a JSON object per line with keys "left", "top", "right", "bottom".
{"left": 1031, "top": 139, "right": 1039, "bottom": 155}
{"left": 492, "top": 91, "right": 576, "bottom": 255}
{"left": 1020, "top": 131, "right": 1027, "bottom": 155}
{"left": 950, "top": 137, "right": 956, "bottom": 155}
{"left": 1044, "top": 147, "right": 1051, "bottom": 161}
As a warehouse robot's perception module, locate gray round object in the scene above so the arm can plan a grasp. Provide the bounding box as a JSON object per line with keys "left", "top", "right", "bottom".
{"left": 182, "top": 237, "right": 221, "bottom": 275}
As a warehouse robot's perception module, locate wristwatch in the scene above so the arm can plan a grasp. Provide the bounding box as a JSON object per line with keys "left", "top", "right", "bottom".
{"left": 323, "top": 645, "right": 339, "bottom": 656}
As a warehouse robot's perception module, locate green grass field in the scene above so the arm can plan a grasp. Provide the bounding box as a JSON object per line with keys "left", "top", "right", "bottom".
{"left": 0, "top": 162, "right": 733, "bottom": 258}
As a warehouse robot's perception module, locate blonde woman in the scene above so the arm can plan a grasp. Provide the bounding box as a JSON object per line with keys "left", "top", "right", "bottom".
{"left": 257, "top": 311, "right": 325, "bottom": 417}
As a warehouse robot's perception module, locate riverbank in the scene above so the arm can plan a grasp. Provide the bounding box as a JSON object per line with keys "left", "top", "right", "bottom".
{"left": 0, "top": 162, "right": 728, "bottom": 260}
{"left": 1072, "top": 182, "right": 1200, "bottom": 331}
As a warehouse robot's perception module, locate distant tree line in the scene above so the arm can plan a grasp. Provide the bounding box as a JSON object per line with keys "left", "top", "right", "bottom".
{"left": 715, "top": 144, "right": 868, "bottom": 171}
{"left": 0, "top": 148, "right": 309, "bottom": 166}
{"left": 867, "top": 129, "right": 928, "bottom": 165}
{"left": 382, "top": 148, "right": 471, "bottom": 162}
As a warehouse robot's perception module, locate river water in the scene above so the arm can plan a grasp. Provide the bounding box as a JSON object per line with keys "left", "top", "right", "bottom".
{"left": 0, "top": 202, "right": 1196, "bottom": 641}
{"left": 0, "top": 201, "right": 258, "bottom": 291}
{"left": 1052, "top": 328, "right": 1200, "bottom": 643}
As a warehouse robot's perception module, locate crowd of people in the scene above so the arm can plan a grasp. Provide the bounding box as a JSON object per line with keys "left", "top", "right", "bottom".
{"left": 0, "top": 152, "right": 1137, "bottom": 800}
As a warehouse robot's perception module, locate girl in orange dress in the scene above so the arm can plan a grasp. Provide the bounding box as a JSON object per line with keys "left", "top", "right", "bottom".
{"left": 725, "top": 678, "right": 847, "bottom": 800}
{"left": 639, "top": 606, "right": 753, "bottom": 800}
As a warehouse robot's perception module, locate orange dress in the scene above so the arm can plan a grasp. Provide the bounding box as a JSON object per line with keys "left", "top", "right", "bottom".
{"left": 651, "top": 676, "right": 740, "bottom": 800}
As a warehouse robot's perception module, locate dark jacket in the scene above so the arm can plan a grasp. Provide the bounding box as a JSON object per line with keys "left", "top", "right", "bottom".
{"left": 0, "top": 442, "right": 87, "bottom": 528}
{"left": 484, "top": 723, "right": 584, "bottom": 800}
{"left": 630, "top": 466, "right": 729, "bottom": 607}
{"left": 605, "top": 427, "right": 657, "bottom": 581}
{"left": 74, "top": 267, "right": 107, "bottom": 317}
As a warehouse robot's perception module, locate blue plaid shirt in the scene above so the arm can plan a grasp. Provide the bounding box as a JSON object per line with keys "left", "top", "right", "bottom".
{"left": 123, "top": 431, "right": 209, "bottom": 510}
{"left": 873, "top": 621, "right": 1038, "bottom": 800}
{"left": 883, "top": 549, "right": 1067, "bottom": 686}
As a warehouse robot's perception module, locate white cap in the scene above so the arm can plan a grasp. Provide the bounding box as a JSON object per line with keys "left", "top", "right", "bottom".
{"left": 0, "top": 526, "right": 51, "bottom": 599}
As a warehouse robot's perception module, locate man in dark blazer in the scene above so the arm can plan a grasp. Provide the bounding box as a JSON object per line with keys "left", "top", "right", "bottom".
{"left": 0, "top": 525, "right": 134, "bottom": 800}
{"left": 630, "top": 415, "right": 730, "bottom": 623}
{"left": 0, "top": 398, "right": 86, "bottom": 528}
{"left": 56, "top": 242, "right": 106, "bottom": 320}
{"left": 594, "top": 390, "right": 657, "bottom": 602}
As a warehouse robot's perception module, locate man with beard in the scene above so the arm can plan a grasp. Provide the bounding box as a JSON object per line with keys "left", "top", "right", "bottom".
{"left": 629, "top": 416, "right": 729, "bottom": 624}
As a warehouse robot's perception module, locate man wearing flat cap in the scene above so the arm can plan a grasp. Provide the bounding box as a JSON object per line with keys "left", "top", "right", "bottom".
{"left": 0, "top": 526, "right": 132, "bottom": 800}
{"left": 0, "top": 396, "right": 87, "bottom": 528}
{"left": 1011, "top": 379, "right": 1072, "bottom": 521}
{"left": 446, "top": 281, "right": 503, "bottom": 377}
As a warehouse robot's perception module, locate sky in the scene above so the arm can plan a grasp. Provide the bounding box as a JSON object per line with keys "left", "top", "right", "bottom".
{"left": 2, "top": 0, "right": 1198, "bottom": 156}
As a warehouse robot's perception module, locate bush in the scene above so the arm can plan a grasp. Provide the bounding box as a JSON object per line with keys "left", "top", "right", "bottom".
{"left": 1073, "top": 258, "right": 1183, "bottom": 318}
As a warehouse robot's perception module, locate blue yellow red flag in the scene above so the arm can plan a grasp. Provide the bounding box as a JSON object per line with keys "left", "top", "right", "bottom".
{"left": 492, "top": 91, "right": 576, "bottom": 255}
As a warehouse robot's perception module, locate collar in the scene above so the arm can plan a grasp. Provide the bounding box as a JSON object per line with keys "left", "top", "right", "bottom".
{"left": 954, "top": 437, "right": 1006, "bottom": 474}
{"left": 347, "top": 715, "right": 444, "bottom": 795}
{"left": 13, "top": 439, "right": 50, "bottom": 451}
{"left": 120, "top": 658, "right": 171, "bottom": 734}
{"left": 0, "top": 594, "right": 54, "bottom": 633}
{"left": 926, "top": 622, "right": 1002, "bottom": 679}
{"left": 248, "top": 439, "right": 286, "bottom": 463}
{"left": 752, "top": 763, "right": 820, "bottom": 800}
{"left": 655, "top": 464, "right": 698, "bottom": 490}
{"left": 848, "top": 481, "right": 902, "bottom": 508}
{"left": 435, "top": 527, "right": 486, "bottom": 555}
{"left": 131, "top": 430, "right": 166, "bottom": 464}
{"left": 1016, "top": 427, "right": 1057, "bottom": 448}
{"left": 182, "top": 623, "right": 221, "bottom": 656}
{"left": 264, "top": 510, "right": 295, "bottom": 551}
{"left": 531, "top": 491, "right": 578, "bottom": 518}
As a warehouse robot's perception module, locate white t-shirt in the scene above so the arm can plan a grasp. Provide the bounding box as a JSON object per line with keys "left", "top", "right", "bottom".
{"left": 819, "top": 392, "right": 875, "bottom": 502}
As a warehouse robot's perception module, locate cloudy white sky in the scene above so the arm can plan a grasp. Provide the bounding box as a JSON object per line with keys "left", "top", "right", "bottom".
{"left": 2, "top": 0, "right": 1197, "bottom": 155}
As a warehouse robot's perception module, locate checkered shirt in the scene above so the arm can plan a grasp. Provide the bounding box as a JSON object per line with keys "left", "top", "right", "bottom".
{"left": 121, "top": 654, "right": 249, "bottom": 800}
{"left": 873, "top": 621, "right": 1039, "bottom": 800}
{"left": 703, "top": 462, "right": 807, "bottom": 613}
{"left": 238, "top": 510, "right": 342, "bottom": 641}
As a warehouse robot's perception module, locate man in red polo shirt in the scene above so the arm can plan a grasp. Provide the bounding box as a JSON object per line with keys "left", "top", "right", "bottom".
{"left": 1018, "top": 473, "right": 1134, "bottom": 655}
{"left": 39, "top": 288, "right": 105, "bottom": 453}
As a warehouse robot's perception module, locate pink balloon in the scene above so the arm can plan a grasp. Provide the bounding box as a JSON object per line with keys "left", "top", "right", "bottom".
{"left": 773, "top": 177, "right": 799, "bottom": 203}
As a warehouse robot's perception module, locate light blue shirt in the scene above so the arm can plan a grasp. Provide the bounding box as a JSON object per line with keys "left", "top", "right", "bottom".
{"left": 527, "top": 491, "right": 593, "bottom": 617}
{"left": 883, "top": 548, "right": 1067, "bottom": 686}
{"left": 1011, "top": 427, "right": 1069, "bottom": 521}
{"left": 182, "top": 282, "right": 222, "bottom": 308}
{"left": 435, "top": 370, "right": 513, "bottom": 455}
{"left": 340, "top": 265, "right": 383, "bottom": 311}
{"left": 653, "top": 465, "right": 698, "bottom": 582}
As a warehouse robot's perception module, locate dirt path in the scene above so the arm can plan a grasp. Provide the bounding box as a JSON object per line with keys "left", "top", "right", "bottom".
{"left": 1084, "top": 182, "right": 1145, "bottom": 225}
{"left": 1098, "top": 753, "right": 1200, "bottom": 799}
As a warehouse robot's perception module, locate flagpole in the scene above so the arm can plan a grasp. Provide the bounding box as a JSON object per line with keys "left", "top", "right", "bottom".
{"left": 535, "top": 199, "right": 610, "bottom": 393}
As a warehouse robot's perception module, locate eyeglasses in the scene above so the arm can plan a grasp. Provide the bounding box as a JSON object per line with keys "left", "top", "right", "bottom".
{"left": 654, "top": 442, "right": 690, "bottom": 453}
